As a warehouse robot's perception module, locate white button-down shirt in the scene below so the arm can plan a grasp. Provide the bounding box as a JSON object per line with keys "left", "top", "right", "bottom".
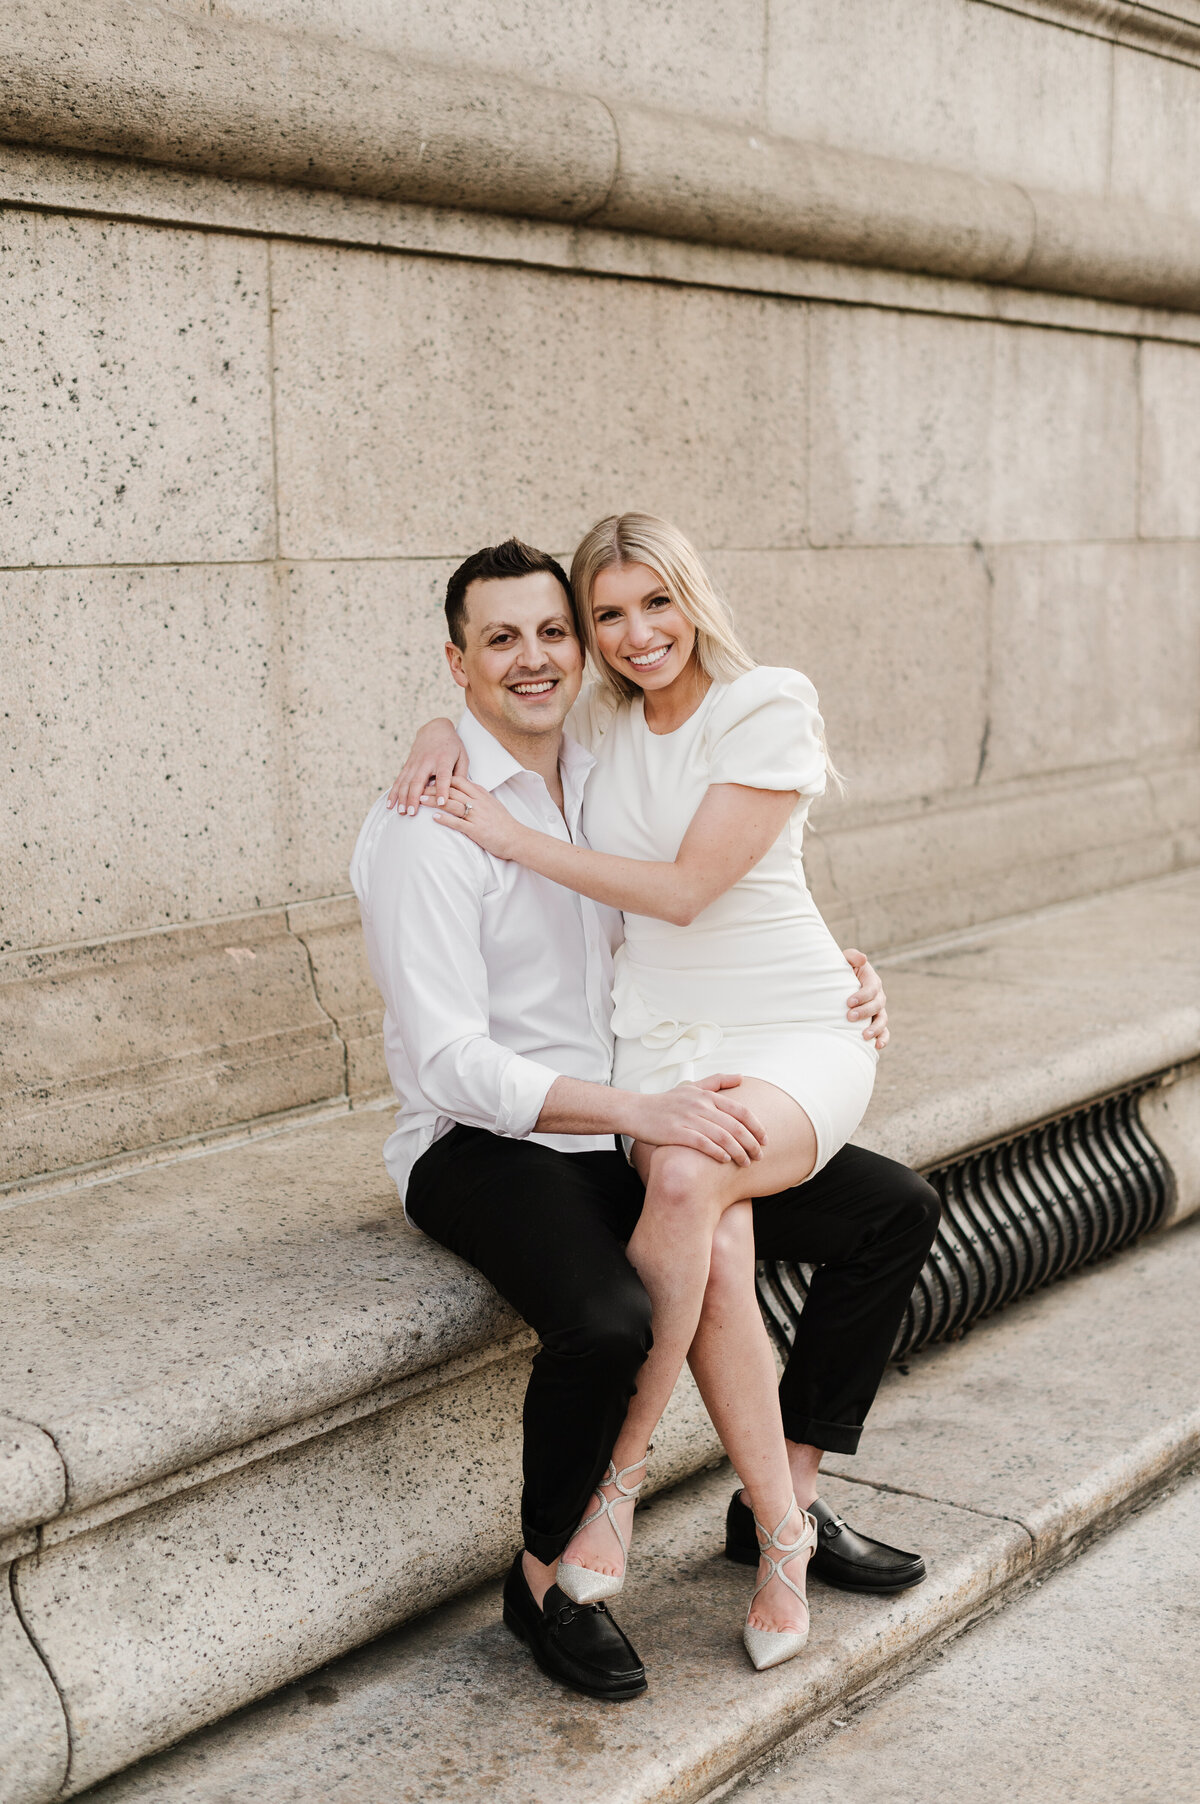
{"left": 350, "top": 710, "right": 622, "bottom": 1206}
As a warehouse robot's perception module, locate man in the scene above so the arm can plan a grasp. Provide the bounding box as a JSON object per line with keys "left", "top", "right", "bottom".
{"left": 351, "top": 538, "right": 939, "bottom": 1700}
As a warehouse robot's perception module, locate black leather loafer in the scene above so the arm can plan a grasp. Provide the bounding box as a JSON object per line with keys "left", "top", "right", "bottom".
{"left": 502, "top": 1554, "right": 648, "bottom": 1701}
{"left": 725, "top": 1490, "right": 926, "bottom": 1593}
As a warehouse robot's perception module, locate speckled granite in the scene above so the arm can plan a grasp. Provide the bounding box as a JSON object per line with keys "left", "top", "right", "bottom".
{"left": 0, "top": 210, "right": 273, "bottom": 569}
{"left": 269, "top": 244, "right": 807, "bottom": 563}
{"left": 0, "top": 1112, "right": 512, "bottom": 1516}
{"left": 3, "top": 563, "right": 287, "bottom": 955}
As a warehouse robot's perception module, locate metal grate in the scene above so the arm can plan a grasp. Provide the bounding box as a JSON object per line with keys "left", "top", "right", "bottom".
{"left": 756, "top": 1084, "right": 1172, "bottom": 1363}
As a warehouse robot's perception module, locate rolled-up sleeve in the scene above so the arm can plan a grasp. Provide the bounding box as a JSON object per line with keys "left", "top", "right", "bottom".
{"left": 359, "top": 811, "right": 558, "bottom": 1137}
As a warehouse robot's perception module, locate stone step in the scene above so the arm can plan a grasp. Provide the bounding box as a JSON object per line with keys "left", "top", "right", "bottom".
{"left": 731, "top": 1464, "right": 1200, "bottom": 1804}
{"left": 74, "top": 1208, "right": 1200, "bottom": 1804}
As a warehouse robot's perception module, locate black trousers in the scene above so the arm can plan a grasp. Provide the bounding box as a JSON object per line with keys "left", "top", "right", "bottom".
{"left": 407, "top": 1126, "right": 939, "bottom": 1562}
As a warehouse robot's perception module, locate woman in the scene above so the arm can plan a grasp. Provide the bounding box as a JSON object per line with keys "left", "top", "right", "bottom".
{"left": 390, "top": 514, "right": 877, "bottom": 1670}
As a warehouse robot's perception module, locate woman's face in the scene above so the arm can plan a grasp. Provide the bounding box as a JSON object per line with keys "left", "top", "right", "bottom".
{"left": 590, "top": 562, "right": 697, "bottom": 693}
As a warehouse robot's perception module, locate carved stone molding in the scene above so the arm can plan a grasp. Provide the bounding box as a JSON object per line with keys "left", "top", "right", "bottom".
{"left": 4, "top": 0, "right": 1200, "bottom": 311}
{"left": 976, "top": 0, "right": 1200, "bottom": 67}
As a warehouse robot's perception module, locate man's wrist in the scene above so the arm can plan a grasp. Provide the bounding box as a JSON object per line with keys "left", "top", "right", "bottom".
{"left": 614, "top": 1089, "right": 648, "bottom": 1142}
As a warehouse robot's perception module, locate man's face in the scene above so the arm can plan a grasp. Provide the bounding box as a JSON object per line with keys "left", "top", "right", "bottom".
{"left": 447, "top": 572, "right": 584, "bottom": 742}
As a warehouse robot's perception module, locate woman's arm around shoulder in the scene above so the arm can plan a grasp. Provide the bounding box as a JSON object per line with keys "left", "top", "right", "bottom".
{"left": 428, "top": 666, "right": 813, "bottom": 926}
{"left": 430, "top": 772, "right": 794, "bottom": 925}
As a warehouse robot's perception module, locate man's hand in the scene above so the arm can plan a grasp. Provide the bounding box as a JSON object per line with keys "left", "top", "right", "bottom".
{"left": 629, "top": 1074, "right": 767, "bottom": 1166}
{"left": 844, "top": 949, "right": 889, "bottom": 1051}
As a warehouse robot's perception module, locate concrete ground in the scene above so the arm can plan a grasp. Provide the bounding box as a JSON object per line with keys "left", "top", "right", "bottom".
{"left": 737, "top": 1469, "right": 1200, "bottom": 1804}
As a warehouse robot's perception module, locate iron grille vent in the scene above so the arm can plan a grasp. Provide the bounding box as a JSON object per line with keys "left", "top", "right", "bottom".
{"left": 756, "top": 1083, "right": 1171, "bottom": 1364}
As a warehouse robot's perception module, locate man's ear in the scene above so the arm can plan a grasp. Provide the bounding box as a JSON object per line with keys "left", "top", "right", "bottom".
{"left": 445, "top": 640, "right": 469, "bottom": 692}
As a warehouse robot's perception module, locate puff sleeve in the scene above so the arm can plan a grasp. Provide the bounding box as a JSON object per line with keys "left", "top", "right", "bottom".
{"left": 703, "top": 666, "right": 828, "bottom": 798}
{"left": 566, "top": 680, "right": 620, "bottom": 755}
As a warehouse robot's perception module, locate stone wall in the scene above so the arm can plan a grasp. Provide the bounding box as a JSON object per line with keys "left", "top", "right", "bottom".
{"left": 3, "top": 0, "right": 1200, "bottom": 1189}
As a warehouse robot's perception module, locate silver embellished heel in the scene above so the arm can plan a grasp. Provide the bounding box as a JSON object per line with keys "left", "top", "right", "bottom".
{"left": 743, "top": 1499, "right": 817, "bottom": 1672}
{"left": 556, "top": 1451, "right": 650, "bottom": 1605}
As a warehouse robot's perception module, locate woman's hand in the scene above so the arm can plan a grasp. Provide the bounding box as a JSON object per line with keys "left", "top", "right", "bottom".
{"left": 386, "top": 719, "right": 467, "bottom": 816}
{"left": 844, "top": 949, "right": 889, "bottom": 1051}
{"left": 429, "top": 778, "right": 531, "bottom": 862}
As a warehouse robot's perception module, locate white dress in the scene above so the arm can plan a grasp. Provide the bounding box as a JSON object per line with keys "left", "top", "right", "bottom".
{"left": 570, "top": 666, "right": 876, "bottom": 1176}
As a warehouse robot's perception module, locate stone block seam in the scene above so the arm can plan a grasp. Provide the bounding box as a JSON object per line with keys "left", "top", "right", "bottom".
{"left": 288, "top": 917, "right": 351, "bottom": 1105}
{"left": 5, "top": 1563, "right": 71, "bottom": 1804}
{"left": 0, "top": 1421, "right": 69, "bottom": 1804}
{"left": 5, "top": 0, "right": 1200, "bottom": 311}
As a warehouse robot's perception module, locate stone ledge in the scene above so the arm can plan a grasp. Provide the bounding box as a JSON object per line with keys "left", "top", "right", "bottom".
{"left": 0, "top": 871, "right": 1197, "bottom": 1799}
{"left": 6, "top": 0, "right": 1200, "bottom": 310}
{"left": 70, "top": 1213, "right": 1200, "bottom": 1804}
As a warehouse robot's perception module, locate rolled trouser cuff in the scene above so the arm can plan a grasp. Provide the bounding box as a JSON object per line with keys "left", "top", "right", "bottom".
{"left": 523, "top": 1521, "right": 575, "bottom": 1564}
{"left": 781, "top": 1411, "right": 862, "bottom": 1456}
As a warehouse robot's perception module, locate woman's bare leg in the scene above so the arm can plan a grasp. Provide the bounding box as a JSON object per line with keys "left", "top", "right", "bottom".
{"left": 687, "top": 1202, "right": 810, "bottom": 1633}
{"left": 559, "top": 1080, "right": 817, "bottom": 1586}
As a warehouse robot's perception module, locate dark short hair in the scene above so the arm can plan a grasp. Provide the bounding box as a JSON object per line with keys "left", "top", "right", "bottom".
{"left": 444, "top": 538, "right": 578, "bottom": 650}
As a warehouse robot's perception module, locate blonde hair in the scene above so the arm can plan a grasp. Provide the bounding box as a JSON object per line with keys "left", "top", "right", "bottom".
{"left": 570, "top": 513, "right": 755, "bottom": 701}
{"left": 570, "top": 512, "right": 843, "bottom": 787}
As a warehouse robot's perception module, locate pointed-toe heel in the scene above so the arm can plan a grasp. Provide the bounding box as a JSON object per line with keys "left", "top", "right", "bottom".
{"left": 555, "top": 1452, "right": 649, "bottom": 1606}
{"left": 743, "top": 1620, "right": 811, "bottom": 1673}
{"left": 554, "top": 1562, "right": 623, "bottom": 1606}
{"left": 742, "top": 1500, "right": 817, "bottom": 1672}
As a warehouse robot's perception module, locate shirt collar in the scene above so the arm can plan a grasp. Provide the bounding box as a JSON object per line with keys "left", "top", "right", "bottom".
{"left": 456, "top": 709, "right": 596, "bottom": 803}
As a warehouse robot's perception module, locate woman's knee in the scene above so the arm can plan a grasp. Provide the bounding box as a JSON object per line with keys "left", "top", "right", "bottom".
{"left": 644, "top": 1143, "right": 727, "bottom": 1218}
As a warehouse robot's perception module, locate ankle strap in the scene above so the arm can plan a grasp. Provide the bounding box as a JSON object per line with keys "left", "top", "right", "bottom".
{"left": 575, "top": 1449, "right": 652, "bottom": 1562}
{"left": 749, "top": 1501, "right": 817, "bottom": 1611}
{"left": 608, "top": 1450, "right": 650, "bottom": 1499}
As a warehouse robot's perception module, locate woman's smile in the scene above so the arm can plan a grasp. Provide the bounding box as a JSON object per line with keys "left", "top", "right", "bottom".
{"left": 626, "top": 644, "right": 672, "bottom": 672}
